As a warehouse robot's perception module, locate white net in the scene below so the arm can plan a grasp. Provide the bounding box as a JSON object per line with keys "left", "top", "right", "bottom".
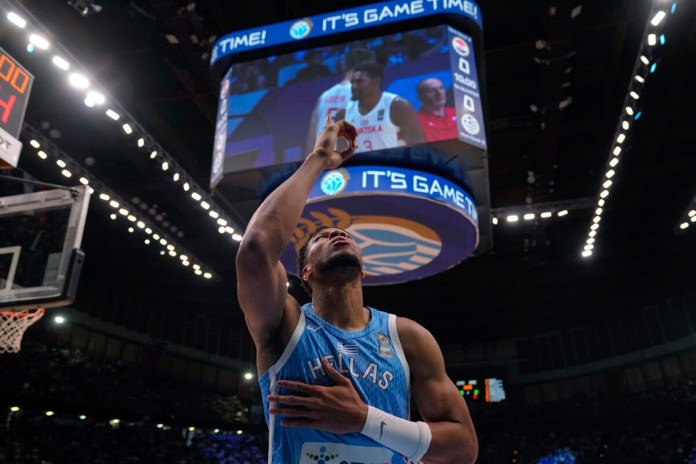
{"left": 0, "top": 308, "right": 45, "bottom": 354}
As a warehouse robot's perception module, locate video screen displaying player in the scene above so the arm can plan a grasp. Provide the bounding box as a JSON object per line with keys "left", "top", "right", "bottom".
{"left": 214, "top": 25, "right": 461, "bottom": 175}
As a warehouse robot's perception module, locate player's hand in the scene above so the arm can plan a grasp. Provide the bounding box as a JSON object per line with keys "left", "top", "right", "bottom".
{"left": 267, "top": 358, "right": 368, "bottom": 434}
{"left": 312, "top": 115, "right": 358, "bottom": 169}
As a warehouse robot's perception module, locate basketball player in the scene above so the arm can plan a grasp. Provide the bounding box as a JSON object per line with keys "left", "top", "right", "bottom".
{"left": 335, "top": 61, "right": 425, "bottom": 153}
{"left": 236, "top": 116, "right": 478, "bottom": 463}
{"left": 305, "top": 47, "right": 376, "bottom": 154}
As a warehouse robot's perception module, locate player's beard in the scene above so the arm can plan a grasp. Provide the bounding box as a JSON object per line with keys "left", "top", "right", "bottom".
{"left": 319, "top": 251, "right": 363, "bottom": 277}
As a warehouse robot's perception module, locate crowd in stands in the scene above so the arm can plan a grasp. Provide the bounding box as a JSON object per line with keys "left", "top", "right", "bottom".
{"left": 1, "top": 410, "right": 265, "bottom": 464}
{"left": 1, "top": 333, "right": 695, "bottom": 462}
{"left": 473, "top": 375, "right": 696, "bottom": 463}
{"left": 477, "top": 419, "right": 696, "bottom": 463}
{"left": 0, "top": 339, "right": 256, "bottom": 428}
{"left": 2, "top": 404, "right": 693, "bottom": 463}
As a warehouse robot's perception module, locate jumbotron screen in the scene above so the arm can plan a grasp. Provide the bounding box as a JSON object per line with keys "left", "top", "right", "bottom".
{"left": 209, "top": 1, "right": 492, "bottom": 284}
{"left": 211, "top": 23, "right": 485, "bottom": 186}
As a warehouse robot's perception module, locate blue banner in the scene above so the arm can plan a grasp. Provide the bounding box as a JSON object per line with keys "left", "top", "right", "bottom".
{"left": 310, "top": 165, "right": 479, "bottom": 224}
{"left": 211, "top": 0, "right": 482, "bottom": 67}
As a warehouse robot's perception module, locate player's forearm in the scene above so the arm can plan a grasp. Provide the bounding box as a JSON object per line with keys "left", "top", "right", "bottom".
{"left": 242, "top": 153, "right": 329, "bottom": 259}
{"left": 421, "top": 420, "right": 478, "bottom": 464}
{"left": 361, "top": 407, "right": 477, "bottom": 464}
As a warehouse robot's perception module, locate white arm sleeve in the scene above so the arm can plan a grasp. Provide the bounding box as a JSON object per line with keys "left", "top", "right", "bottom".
{"left": 361, "top": 405, "right": 432, "bottom": 462}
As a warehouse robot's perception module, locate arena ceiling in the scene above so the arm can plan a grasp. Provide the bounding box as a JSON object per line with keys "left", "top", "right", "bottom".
{"left": 1, "top": 0, "right": 695, "bottom": 350}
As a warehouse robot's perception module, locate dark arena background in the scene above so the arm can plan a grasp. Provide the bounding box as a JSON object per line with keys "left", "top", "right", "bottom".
{"left": 1, "top": 0, "right": 695, "bottom": 462}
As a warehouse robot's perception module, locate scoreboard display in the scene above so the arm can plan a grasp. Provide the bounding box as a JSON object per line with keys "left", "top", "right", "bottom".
{"left": 0, "top": 47, "right": 34, "bottom": 168}
{"left": 456, "top": 378, "right": 507, "bottom": 403}
{"left": 210, "top": 0, "right": 487, "bottom": 189}
{"left": 210, "top": 23, "right": 485, "bottom": 184}
{"left": 210, "top": 0, "right": 492, "bottom": 285}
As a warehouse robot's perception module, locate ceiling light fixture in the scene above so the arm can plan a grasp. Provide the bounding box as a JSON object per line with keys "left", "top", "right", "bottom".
{"left": 21, "top": 124, "right": 217, "bottom": 280}
{"left": 28, "top": 33, "right": 49, "bottom": 49}
{"left": 3, "top": 2, "right": 244, "bottom": 257}
{"left": 581, "top": 2, "right": 672, "bottom": 257}
{"left": 52, "top": 55, "right": 70, "bottom": 70}
{"left": 6, "top": 11, "right": 27, "bottom": 28}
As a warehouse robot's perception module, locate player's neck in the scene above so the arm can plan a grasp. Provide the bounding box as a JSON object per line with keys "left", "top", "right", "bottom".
{"left": 311, "top": 285, "right": 368, "bottom": 330}
{"left": 359, "top": 93, "right": 381, "bottom": 114}
{"left": 425, "top": 106, "right": 445, "bottom": 117}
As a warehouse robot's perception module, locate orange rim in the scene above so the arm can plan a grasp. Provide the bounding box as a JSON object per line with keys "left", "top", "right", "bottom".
{"left": 0, "top": 307, "right": 46, "bottom": 319}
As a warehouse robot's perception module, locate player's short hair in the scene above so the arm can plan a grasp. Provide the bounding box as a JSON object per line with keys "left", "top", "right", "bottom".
{"left": 296, "top": 226, "right": 330, "bottom": 295}
{"left": 344, "top": 48, "right": 376, "bottom": 71}
{"left": 353, "top": 61, "right": 384, "bottom": 80}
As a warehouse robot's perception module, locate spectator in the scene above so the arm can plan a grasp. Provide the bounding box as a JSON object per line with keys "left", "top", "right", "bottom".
{"left": 415, "top": 77, "right": 458, "bottom": 142}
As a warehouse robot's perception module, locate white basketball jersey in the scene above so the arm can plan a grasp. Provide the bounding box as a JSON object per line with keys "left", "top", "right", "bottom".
{"left": 344, "top": 91, "right": 399, "bottom": 153}
{"left": 314, "top": 81, "right": 352, "bottom": 138}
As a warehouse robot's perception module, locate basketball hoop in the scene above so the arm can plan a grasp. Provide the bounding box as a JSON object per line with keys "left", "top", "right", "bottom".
{"left": 0, "top": 307, "right": 45, "bottom": 353}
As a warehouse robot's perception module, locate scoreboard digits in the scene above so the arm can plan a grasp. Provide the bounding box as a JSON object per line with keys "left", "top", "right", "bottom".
{"left": 0, "top": 48, "right": 34, "bottom": 138}
{"left": 0, "top": 48, "right": 34, "bottom": 168}
{"left": 456, "top": 378, "right": 507, "bottom": 403}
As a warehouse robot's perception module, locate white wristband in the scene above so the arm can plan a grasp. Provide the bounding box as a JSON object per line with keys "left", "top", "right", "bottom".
{"left": 361, "top": 405, "right": 432, "bottom": 462}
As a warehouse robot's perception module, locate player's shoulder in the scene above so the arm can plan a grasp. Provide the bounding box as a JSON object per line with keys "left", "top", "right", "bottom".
{"left": 395, "top": 316, "right": 436, "bottom": 345}
{"left": 390, "top": 94, "right": 415, "bottom": 109}
{"left": 383, "top": 91, "right": 400, "bottom": 101}
{"left": 395, "top": 316, "right": 443, "bottom": 368}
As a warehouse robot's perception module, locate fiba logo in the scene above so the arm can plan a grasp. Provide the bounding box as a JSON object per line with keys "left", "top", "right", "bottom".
{"left": 289, "top": 18, "right": 313, "bottom": 40}
{"left": 320, "top": 170, "right": 349, "bottom": 196}
{"left": 451, "top": 36, "right": 470, "bottom": 57}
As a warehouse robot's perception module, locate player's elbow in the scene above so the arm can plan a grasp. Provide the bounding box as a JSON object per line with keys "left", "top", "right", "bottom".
{"left": 465, "top": 439, "right": 479, "bottom": 464}
{"left": 428, "top": 424, "right": 478, "bottom": 464}
{"left": 460, "top": 428, "right": 478, "bottom": 464}
{"left": 449, "top": 427, "right": 478, "bottom": 464}
{"left": 447, "top": 442, "right": 477, "bottom": 464}
{"left": 235, "top": 232, "right": 268, "bottom": 274}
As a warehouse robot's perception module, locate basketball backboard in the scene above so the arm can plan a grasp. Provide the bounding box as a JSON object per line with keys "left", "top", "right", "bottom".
{"left": 0, "top": 185, "right": 90, "bottom": 309}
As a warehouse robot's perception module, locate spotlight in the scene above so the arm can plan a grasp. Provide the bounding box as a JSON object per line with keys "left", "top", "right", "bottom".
{"left": 7, "top": 12, "right": 27, "bottom": 28}
{"left": 650, "top": 11, "right": 666, "bottom": 26}
{"left": 67, "top": 0, "right": 104, "bottom": 17}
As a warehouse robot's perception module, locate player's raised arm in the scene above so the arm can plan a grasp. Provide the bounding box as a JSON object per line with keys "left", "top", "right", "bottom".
{"left": 236, "top": 117, "right": 358, "bottom": 352}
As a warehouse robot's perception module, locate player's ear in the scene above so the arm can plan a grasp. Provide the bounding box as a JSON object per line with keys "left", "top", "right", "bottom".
{"left": 302, "top": 265, "right": 312, "bottom": 282}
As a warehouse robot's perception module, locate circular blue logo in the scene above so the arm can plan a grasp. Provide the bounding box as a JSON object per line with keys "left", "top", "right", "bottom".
{"left": 320, "top": 170, "right": 348, "bottom": 196}
{"left": 289, "top": 19, "right": 313, "bottom": 40}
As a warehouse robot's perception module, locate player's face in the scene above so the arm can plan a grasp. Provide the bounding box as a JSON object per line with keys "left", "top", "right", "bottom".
{"left": 420, "top": 78, "right": 446, "bottom": 109}
{"left": 350, "top": 71, "right": 379, "bottom": 101}
{"left": 306, "top": 227, "right": 362, "bottom": 275}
